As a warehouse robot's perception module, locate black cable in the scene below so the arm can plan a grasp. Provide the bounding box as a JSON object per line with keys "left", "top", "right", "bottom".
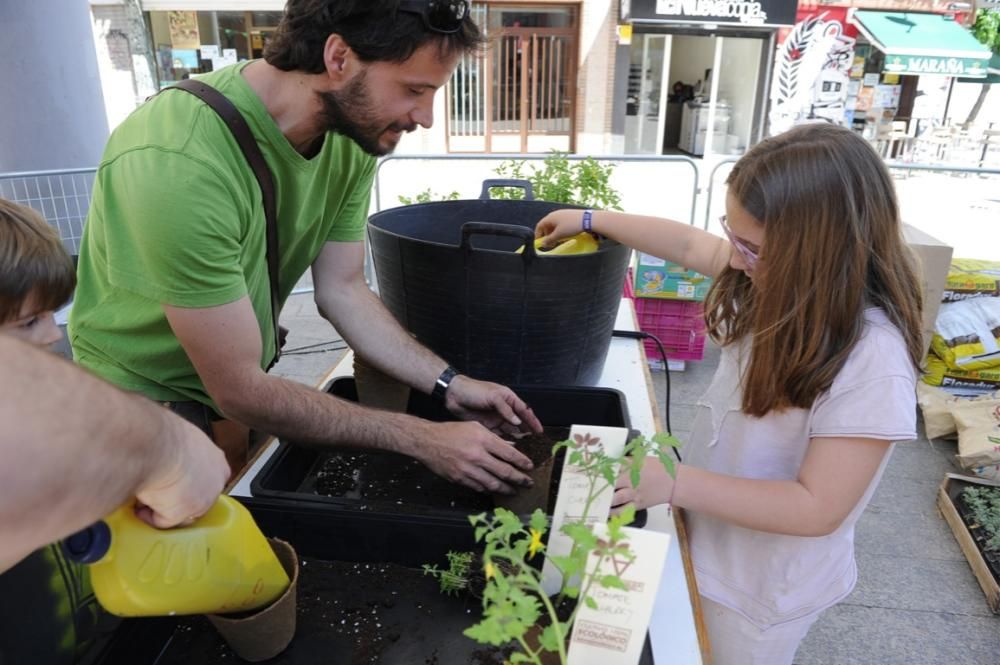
{"left": 281, "top": 339, "right": 344, "bottom": 353}
{"left": 282, "top": 342, "right": 349, "bottom": 356}
{"left": 612, "top": 329, "right": 682, "bottom": 463}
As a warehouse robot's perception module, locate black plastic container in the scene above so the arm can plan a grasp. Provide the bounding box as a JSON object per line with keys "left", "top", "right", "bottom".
{"left": 251, "top": 378, "right": 632, "bottom": 521}
{"left": 367, "top": 179, "right": 631, "bottom": 386}
{"left": 92, "top": 497, "right": 656, "bottom": 665}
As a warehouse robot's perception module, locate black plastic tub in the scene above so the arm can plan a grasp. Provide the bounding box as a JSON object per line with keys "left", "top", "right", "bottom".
{"left": 367, "top": 179, "right": 632, "bottom": 386}
{"left": 92, "top": 497, "right": 657, "bottom": 665}
{"left": 250, "top": 378, "right": 632, "bottom": 522}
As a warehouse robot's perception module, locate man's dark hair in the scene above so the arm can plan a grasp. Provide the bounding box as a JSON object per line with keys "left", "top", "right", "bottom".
{"left": 264, "top": 0, "right": 483, "bottom": 73}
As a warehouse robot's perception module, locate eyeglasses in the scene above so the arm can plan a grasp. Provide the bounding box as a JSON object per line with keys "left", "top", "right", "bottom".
{"left": 397, "top": 0, "right": 468, "bottom": 34}
{"left": 719, "top": 215, "right": 759, "bottom": 272}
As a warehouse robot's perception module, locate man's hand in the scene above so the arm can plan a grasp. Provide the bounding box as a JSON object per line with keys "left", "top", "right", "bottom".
{"left": 414, "top": 420, "right": 535, "bottom": 494}
{"left": 444, "top": 375, "right": 543, "bottom": 435}
{"left": 134, "top": 413, "right": 231, "bottom": 528}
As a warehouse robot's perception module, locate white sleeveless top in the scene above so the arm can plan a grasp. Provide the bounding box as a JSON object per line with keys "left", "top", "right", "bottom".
{"left": 683, "top": 308, "right": 917, "bottom": 628}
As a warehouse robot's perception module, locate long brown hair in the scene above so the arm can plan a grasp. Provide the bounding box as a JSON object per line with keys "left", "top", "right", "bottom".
{"left": 704, "top": 123, "right": 923, "bottom": 417}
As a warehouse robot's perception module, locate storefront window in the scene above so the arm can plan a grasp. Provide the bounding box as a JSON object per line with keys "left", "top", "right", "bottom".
{"left": 250, "top": 11, "right": 283, "bottom": 27}
{"left": 488, "top": 6, "right": 573, "bottom": 29}
{"left": 147, "top": 10, "right": 283, "bottom": 88}
{"left": 217, "top": 11, "right": 249, "bottom": 60}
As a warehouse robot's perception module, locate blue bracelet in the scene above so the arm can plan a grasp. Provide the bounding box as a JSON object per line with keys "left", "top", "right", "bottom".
{"left": 582, "top": 209, "right": 593, "bottom": 232}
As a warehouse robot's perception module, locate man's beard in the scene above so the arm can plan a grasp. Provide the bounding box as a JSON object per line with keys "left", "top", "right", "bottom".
{"left": 317, "top": 72, "right": 416, "bottom": 157}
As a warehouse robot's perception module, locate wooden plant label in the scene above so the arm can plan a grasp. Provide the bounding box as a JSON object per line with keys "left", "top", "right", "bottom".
{"left": 541, "top": 425, "right": 629, "bottom": 595}
{"left": 567, "top": 525, "right": 672, "bottom": 665}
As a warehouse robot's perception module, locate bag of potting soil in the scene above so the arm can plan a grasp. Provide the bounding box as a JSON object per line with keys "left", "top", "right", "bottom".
{"left": 917, "top": 381, "right": 1000, "bottom": 440}
{"left": 931, "top": 297, "right": 1000, "bottom": 372}
{"left": 942, "top": 259, "right": 1000, "bottom": 303}
{"left": 950, "top": 395, "right": 1000, "bottom": 481}
{"left": 917, "top": 382, "right": 961, "bottom": 440}
{"left": 924, "top": 353, "right": 1000, "bottom": 395}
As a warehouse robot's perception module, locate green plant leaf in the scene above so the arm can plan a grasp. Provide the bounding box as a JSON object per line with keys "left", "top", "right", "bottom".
{"left": 538, "top": 623, "right": 564, "bottom": 652}
{"left": 584, "top": 596, "right": 599, "bottom": 610}
{"left": 600, "top": 574, "right": 628, "bottom": 590}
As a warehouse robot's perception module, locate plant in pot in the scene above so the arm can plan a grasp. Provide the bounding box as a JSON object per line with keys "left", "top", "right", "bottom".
{"left": 396, "top": 151, "right": 623, "bottom": 210}
{"left": 490, "top": 152, "right": 624, "bottom": 210}
{"left": 426, "top": 431, "right": 679, "bottom": 664}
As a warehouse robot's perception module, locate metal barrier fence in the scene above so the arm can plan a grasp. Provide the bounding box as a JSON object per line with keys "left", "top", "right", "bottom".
{"left": 7, "top": 156, "right": 996, "bottom": 296}
{"left": 374, "top": 153, "right": 702, "bottom": 225}
{"left": 0, "top": 168, "right": 97, "bottom": 256}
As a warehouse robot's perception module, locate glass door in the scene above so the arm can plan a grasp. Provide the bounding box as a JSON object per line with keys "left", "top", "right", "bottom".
{"left": 625, "top": 34, "right": 670, "bottom": 154}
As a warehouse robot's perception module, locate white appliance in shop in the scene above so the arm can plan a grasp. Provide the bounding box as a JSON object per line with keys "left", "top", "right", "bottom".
{"left": 679, "top": 100, "right": 731, "bottom": 156}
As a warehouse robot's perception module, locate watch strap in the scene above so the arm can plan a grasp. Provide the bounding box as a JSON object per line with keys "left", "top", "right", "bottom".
{"left": 432, "top": 366, "right": 459, "bottom": 402}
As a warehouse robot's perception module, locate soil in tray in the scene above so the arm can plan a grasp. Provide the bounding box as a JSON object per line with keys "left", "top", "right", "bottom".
{"left": 157, "top": 557, "right": 513, "bottom": 665}
{"left": 956, "top": 493, "right": 1000, "bottom": 581}
{"left": 308, "top": 426, "right": 569, "bottom": 515}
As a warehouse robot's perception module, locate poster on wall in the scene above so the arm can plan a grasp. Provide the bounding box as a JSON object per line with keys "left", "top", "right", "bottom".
{"left": 768, "top": 11, "right": 857, "bottom": 136}
{"left": 168, "top": 11, "right": 200, "bottom": 49}
{"left": 855, "top": 87, "right": 874, "bottom": 112}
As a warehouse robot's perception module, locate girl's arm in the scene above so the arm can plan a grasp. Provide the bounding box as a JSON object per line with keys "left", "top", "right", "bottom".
{"left": 535, "top": 209, "right": 732, "bottom": 279}
{"left": 615, "top": 435, "right": 893, "bottom": 537}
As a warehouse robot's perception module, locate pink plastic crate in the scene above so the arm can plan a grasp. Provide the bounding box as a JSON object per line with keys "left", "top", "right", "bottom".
{"left": 634, "top": 298, "right": 707, "bottom": 361}
{"left": 622, "top": 268, "right": 635, "bottom": 300}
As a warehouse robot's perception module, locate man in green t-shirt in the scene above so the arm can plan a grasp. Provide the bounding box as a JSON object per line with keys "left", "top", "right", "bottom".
{"left": 70, "top": 0, "right": 542, "bottom": 494}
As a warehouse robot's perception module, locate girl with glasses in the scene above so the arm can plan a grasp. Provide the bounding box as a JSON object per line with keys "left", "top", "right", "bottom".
{"left": 536, "top": 123, "right": 923, "bottom": 665}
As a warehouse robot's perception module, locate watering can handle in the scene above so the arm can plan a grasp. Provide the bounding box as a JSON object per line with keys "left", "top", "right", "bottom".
{"left": 460, "top": 222, "right": 537, "bottom": 263}
{"left": 479, "top": 179, "right": 534, "bottom": 201}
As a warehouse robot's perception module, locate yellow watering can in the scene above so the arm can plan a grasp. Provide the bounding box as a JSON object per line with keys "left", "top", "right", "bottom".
{"left": 517, "top": 232, "right": 599, "bottom": 256}
{"left": 62, "top": 496, "right": 290, "bottom": 617}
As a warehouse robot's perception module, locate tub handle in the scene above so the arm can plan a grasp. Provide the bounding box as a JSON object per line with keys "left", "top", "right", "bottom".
{"left": 460, "top": 222, "right": 537, "bottom": 263}
{"left": 479, "top": 179, "right": 534, "bottom": 201}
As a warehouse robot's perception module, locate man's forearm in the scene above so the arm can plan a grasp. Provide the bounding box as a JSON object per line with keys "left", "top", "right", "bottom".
{"left": 0, "top": 337, "right": 174, "bottom": 567}
{"left": 221, "top": 369, "right": 431, "bottom": 455}
{"left": 316, "top": 280, "right": 446, "bottom": 394}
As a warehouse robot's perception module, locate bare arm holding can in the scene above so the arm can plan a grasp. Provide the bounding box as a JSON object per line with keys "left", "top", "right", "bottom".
{"left": 0, "top": 335, "right": 230, "bottom": 573}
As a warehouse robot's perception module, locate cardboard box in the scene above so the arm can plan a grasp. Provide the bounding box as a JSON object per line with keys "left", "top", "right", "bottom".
{"left": 633, "top": 253, "right": 712, "bottom": 301}
{"left": 937, "top": 473, "right": 1000, "bottom": 613}
{"left": 903, "top": 222, "right": 954, "bottom": 355}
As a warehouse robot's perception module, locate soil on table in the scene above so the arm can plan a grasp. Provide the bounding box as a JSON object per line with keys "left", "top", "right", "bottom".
{"left": 157, "top": 557, "right": 513, "bottom": 665}
{"left": 309, "top": 426, "right": 569, "bottom": 516}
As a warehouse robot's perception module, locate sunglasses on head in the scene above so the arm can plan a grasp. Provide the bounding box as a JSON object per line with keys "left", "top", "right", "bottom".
{"left": 397, "top": 0, "right": 468, "bottom": 34}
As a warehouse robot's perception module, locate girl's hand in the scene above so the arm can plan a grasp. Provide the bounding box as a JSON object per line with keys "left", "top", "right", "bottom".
{"left": 611, "top": 459, "right": 675, "bottom": 514}
{"left": 534, "top": 209, "right": 589, "bottom": 248}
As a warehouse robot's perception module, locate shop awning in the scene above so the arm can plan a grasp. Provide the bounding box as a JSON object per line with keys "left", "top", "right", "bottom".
{"left": 850, "top": 10, "right": 992, "bottom": 78}
{"left": 959, "top": 53, "right": 1000, "bottom": 84}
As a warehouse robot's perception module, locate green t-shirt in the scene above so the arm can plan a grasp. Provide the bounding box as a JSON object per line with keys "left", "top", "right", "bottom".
{"left": 69, "top": 62, "right": 375, "bottom": 408}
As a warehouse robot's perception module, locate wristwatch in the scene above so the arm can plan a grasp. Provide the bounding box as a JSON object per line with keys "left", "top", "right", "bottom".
{"left": 432, "top": 366, "right": 459, "bottom": 402}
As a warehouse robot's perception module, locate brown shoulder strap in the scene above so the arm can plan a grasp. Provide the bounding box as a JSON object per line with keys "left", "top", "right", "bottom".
{"left": 170, "top": 78, "right": 282, "bottom": 369}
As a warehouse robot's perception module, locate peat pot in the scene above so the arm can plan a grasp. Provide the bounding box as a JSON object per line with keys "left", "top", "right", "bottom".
{"left": 367, "top": 179, "right": 631, "bottom": 386}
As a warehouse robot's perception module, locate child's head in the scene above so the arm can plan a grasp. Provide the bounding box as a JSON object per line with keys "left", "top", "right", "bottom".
{"left": 706, "top": 123, "right": 923, "bottom": 416}
{"left": 0, "top": 198, "right": 76, "bottom": 348}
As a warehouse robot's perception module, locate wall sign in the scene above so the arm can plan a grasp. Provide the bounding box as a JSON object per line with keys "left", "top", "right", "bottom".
{"left": 622, "top": 0, "right": 798, "bottom": 27}
{"left": 883, "top": 54, "right": 989, "bottom": 77}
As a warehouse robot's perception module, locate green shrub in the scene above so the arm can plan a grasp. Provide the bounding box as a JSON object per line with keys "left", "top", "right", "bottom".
{"left": 489, "top": 152, "right": 623, "bottom": 210}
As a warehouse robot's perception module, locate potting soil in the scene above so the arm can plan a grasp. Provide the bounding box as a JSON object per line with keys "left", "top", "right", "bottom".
{"left": 157, "top": 557, "right": 513, "bottom": 665}
{"left": 307, "top": 426, "right": 569, "bottom": 515}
